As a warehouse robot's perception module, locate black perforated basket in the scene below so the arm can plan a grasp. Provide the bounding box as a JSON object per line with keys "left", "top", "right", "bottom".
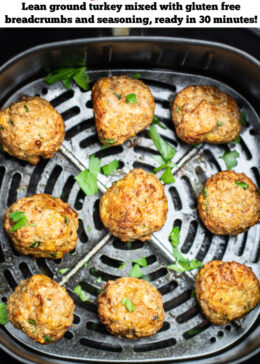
{"left": 0, "top": 37, "right": 259, "bottom": 364}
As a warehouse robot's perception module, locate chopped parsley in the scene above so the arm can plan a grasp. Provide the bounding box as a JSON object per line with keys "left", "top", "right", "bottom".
{"left": 160, "top": 167, "right": 175, "bottom": 184}
{"left": 203, "top": 187, "right": 208, "bottom": 199}
{"left": 118, "top": 261, "right": 126, "bottom": 270}
{"left": 24, "top": 105, "right": 29, "bottom": 112}
{"left": 220, "top": 150, "right": 240, "bottom": 170}
{"left": 30, "top": 241, "right": 41, "bottom": 248}
{"left": 132, "top": 73, "right": 141, "bottom": 79}
{"left": 132, "top": 257, "right": 147, "bottom": 267}
{"left": 153, "top": 155, "right": 176, "bottom": 173}
{"left": 59, "top": 268, "right": 69, "bottom": 275}
{"left": 235, "top": 181, "right": 249, "bottom": 190}
{"left": 75, "top": 155, "right": 101, "bottom": 196}
{"left": 45, "top": 66, "right": 89, "bottom": 90}
{"left": 50, "top": 195, "right": 56, "bottom": 200}
{"left": 87, "top": 225, "right": 91, "bottom": 232}
{"left": 0, "top": 303, "right": 8, "bottom": 325}
{"left": 216, "top": 121, "right": 223, "bottom": 127}
{"left": 121, "top": 297, "right": 135, "bottom": 312}
{"left": 174, "top": 107, "right": 180, "bottom": 112}
{"left": 129, "top": 263, "right": 143, "bottom": 278}
{"left": 83, "top": 262, "right": 88, "bottom": 268}
{"left": 44, "top": 335, "right": 52, "bottom": 343}
{"left": 149, "top": 125, "right": 176, "bottom": 161}
{"left": 229, "top": 136, "right": 241, "bottom": 144}
{"left": 73, "top": 285, "right": 88, "bottom": 302}
{"left": 101, "top": 160, "right": 119, "bottom": 176}
{"left": 28, "top": 319, "right": 36, "bottom": 325}
{"left": 50, "top": 252, "right": 58, "bottom": 258}
{"left": 126, "top": 93, "right": 137, "bottom": 104}
{"left": 240, "top": 111, "right": 247, "bottom": 126}
{"left": 152, "top": 116, "right": 166, "bottom": 129}
{"left": 64, "top": 216, "right": 69, "bottom": 225}
{"left": 104, "top": 138, "right": 115, "bottom": 144}
{"left": 167, "top": 227, "right": 202, "bottom": 273}
{"left": 96, "top": 277, "right": 105, "bottom": 284}
{"left": 9, "top": 211, "right": 28, "bottom": 232}
{"left": 113, "top": 93, "right": 122, "bottom": 100}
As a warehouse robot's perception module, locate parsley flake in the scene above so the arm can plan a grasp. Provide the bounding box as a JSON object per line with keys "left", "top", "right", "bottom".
{"left": 152, "top": 116, "right": 166, "bottom": 129}
{"left": 59, "top": 268, "right": 69, "bottom": 275}
{"left": 24, "top": 105, "right": 29, "bottom": 112}
{"left": 132, "top": 257, "right": 147, "bottom": 267}
{"left": 45, "top": 66, "right": 89, "bottom": 91}
{"left": 129, "top": 264, "right": 143, "bottom": 278}
{"left": 220, "top": 150, "right": 240, "bottom": 170}
{"left": 28, "top": 319, "right": 36, "bottom": 325}
{"left": 30, "top": 241, "right": 41, "bottom": 248}
{"left": 235, "top": 181, "right": 249, "bottom": 190}
{"left": 132, "top": 73, "right": 141, "bottom": 79}
{"left": 126, "top": 93, "right": 137, "bottom": 104}
{"left": 104, "top": 138, "right": 115, "bottom": 144}
{"left": 0, "top": 303, "right": 8, "bottom": 325}
{"left": 102, "top": 160, "right": 119, "bottom": 176}
{"left": 64, "top": 216, "right": 69, "bottom": 225}
{"left": 121, "top": 297, "right": 135, "bottom": 312}
{"left": 240, "top": 111, "right": 247, "bottom": 126}
{"left": 75, "top": 155, "right": 101, "bottom": 196}
{"left": 9, "top": 211, "right": 28, "bottom": 232}
{"left": 44, "top": 335, "right": 52, "bottom": 343}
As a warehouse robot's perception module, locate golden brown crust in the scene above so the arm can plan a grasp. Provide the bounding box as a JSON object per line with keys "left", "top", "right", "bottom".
{"left": 99, "top": 169, "right": 168, "bottom": 241}
{"left": 0, "top": 96, "right": 65, "bottom": 164}
{"left": 7, "top": 274, "right": 75, "bottom": 344}
{"left": 92, "top": 75, "right": 155, "bottom": 145}
{"left": 4, "top": 194, "right": 78, "bottom": 259}
{"left": 198, "top": 171, "right": 260, "bottom": 235}
{"left": 98, "top": 277, "right": 164, "bottom": 339}
{"left": 171, "top": 85, "right": 241, "bottom": 144}
{"left": 195, "top": 261, "right": 260, "bottom": 325}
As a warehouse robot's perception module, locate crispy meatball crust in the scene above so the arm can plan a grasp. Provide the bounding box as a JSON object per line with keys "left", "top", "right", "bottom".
{"left": 195, "top": 261, "right": 260, "bottom": 325}
{"left": 99, "top": 169, "right": 168, "bottom": 241}
{"left": 0, "top": 96, "right": 65, "bottom": 164}
{"left": 92, "top": 75, "right": 155, "bottom": 145}
{"left": 198, "top": 171, "right": 260, "bottom": 235}
{"left": 4, "top": 194, "right": 78, "bottom": 259}
{"left": 7, "top": 274, "right": 75, "bottom": 344}
{"left": 98, "top": 277, "right": 164, "bottom": 339}
{"left": 171, "top": 85, "right": 241, "bottom": 144}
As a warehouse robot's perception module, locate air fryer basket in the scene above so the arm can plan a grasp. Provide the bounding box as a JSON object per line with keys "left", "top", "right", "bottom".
{"left": 0, "top": 37, "right": 259, "bottom": 364}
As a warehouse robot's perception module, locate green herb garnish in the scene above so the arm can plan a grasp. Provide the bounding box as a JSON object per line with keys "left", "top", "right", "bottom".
{"left": 75, "top": 155, "right": 101, "bottom": 196}
{"left": 185, "top": 328, "right": 204, "bottom": 337}
{"left": 24, "top": 105, "right": 29, "bottom": 112}
{"left": 132, "top": 257, "right": 147, "bottom": 267}
{"left": 240, "top": 111, "right": 247, "bottom": 126}
{"left": 160, "top": 167, "right": 175, "bottom": 184}
{"left": 169, "top": 227, "right": 180, "bottom": 247}
{"left": 50, "top": 253, "right": 57, "bottom": 258}
{"left": 203, "top": 187, "right": 208, "bottom": 199}
{"left": 220, "top": 150, "right": 240, "bottom": 170}
{"left": 114, "top": 93, "right": 122, "bottom": 100}
{"left": 126, "top": 93, "right": 137, "bottom": 104}
{"left": 87, "top": 225, "right": 91, "bottom": 232}
{"left": 102, "top": 160, "right": 119, "bottom": 176}
{"left": 30, "top": 241, "right": 41, "bottom": 248}
{"left": 104, "top": 138, "right": 115, "bottom": 144}
{"left": 44, "top": 335, "right": 52, "bottom": 343}
{"left": 229, "top": 136, "right": 240, "bottom": 144}
{"left": 118, "top": 262, "right": 126, "bottom": 270}
{"left": 174, "top": 107, "right": 180, "bottom": 112}
{"left": 152, "top": 116, "right": 166, "bottom": 129}
{"left": 45, "top": 66, "right": 89, "bottom": 90}
{"left": 9, "top": 211, "right": 28, "bottom": 232}
{"left": 0, "top": 303, "right": 8, "bottom": 325}
{"left": 83, "top": 262, "right": 88, "bottom": 268}
{"left": 64, "top": 216, "right": 69, "bottom": 225}
{"left": 153, "top": 155, "right": 176, "bottom": 173}
{"left": 132, "top": 73, "right": 141, "bottom": 79}
{"left": 235, "top": 181, "right": 249, "bottom": 190}
{"left": 216, "top": 121, "right": 223, "bottom": 127}
{"left": 129, "top": 263, "right": 143, "bottom": 278}
{"left": 149, "top": 125, "right": 176, "bottom": 161}
{"left": 50, "top": 195, "right": 56, "bottom": 199}
{"left": 28, "top": 319, "right": 36, "bottom": 325}
{"left": 59, "top": 268, "right": 69, "bottom": 275}
{"left": 96, "top": 277, "right": 105, "bottom": 284}
{"left": 121, "top": 297, "right": 135, "bottom": 312}
{"left": 74, "top": 285, "right": 88, "bottom": 302}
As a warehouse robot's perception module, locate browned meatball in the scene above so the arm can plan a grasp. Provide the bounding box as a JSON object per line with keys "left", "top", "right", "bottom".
{"left": 171, "top": 85, "right": 241, "bottom": 144}
{"left": 195, "top": 261, "right": 260, "bottom": 325}
{"left": 4, "top": 194, "right": 78, "bottom": 259}
{"left": 7, "top": 274, "right": 75, "bottom": 344}
{"left": 0, "top": 96, "right": 65, "bottom": 164}
{"left": 92, "top": 75, "right": 155, "bottom": 145}
{"left": 198, "top": 171, "right": 260, "bottom": 235}
{"left": 99, "top": 169, "right": 168, "bottom": 241}
{"left": 98, "top": 277, "right": 164, "bottom": 339}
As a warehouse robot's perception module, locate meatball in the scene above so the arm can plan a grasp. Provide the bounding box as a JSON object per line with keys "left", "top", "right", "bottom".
{"left": 99, "top": 169, "right": 168, "bottom": 241}
{"left": 7, "top": 274, "right": 75, "bottom": 344}
{"left": 198, "top": 171, "right": 260, "bottom": 235}
{"left": 4, "top": 194, "right": 78, "bottom": 259}
{"left": 92, "top": 75, "right": 155, "bottom": 146}
{"left": 195, "top": 261, "right": 260, "bottom": 325}
{"left": 0, "top": 96, "right": 65, "bottom": 164}
{"left": 98, "top": 277, "right": 164, "bottom": 339}
{"left": 171, "top": 85, "right": 241, "bottom": 144}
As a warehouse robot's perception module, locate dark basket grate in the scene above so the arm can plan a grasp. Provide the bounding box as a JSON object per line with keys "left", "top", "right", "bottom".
{"left": 0, "top": 66, "right": 259, "bottom": 363}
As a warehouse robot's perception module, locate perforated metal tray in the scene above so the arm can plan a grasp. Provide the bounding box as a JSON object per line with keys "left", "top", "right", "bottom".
{"left": 0, "top": 37, "right": 259, "bottom": 364}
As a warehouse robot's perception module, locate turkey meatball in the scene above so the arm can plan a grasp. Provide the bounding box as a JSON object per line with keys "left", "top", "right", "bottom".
{"left": 98, "top": 277, "right": 164, "bottom": 339}
{"left": 99, "top": 169, "right": 168, "bottom": 241}
{"left": 92, "top": 75, "right": 155, "bottom": 145}
{"left": 171, "top": 85, "right": 241, "bottom": 144}
{"left": 4, "top": 194, "right": 78, "bottom": 259}
{"left": 198, "top": 171, "right": 260, "bottom": 235}
{"left": 0, "top": 96, "right": 65, "bottom": 164}
{"left": 7, "top": 274, "right": 75, "bottom": 344}
{"left": 195, "top": 261, "right": 260, "bottom": 325}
